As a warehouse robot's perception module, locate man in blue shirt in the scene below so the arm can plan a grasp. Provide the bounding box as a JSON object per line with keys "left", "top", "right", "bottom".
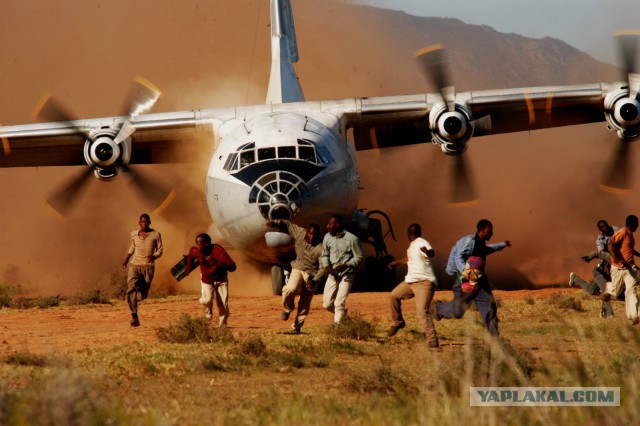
{"left": 436, "top": 219, "right": 511, "bottom": 336}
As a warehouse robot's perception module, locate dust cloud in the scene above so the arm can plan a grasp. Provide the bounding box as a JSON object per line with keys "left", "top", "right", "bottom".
{"left": 0, "top": 0, "right": 635, "bottom": 296}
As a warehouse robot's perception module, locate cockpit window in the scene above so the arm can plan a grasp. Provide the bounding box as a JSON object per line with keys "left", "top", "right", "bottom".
{"left": 224, "top": 139, "right": 329, "bottom": 173}
{"left": 298, "top": 146, "right": 316, "bottom": 163}
{"left": 223, "top": 153, "right": 234, "bottom": 171}
{"left": 240, "top": 150, "right": 255, "bottom": 168}
{"left": 258, "top": 147, "right": 276, "bottom": 161}
{"left": 223, "top": 152, "right": 238, "bottom": 171}
{"left": 238, "top": 142, "right": 255, "bottom": 150}
{"left": 278, "top": 146, "right": 296, "bottom": 159}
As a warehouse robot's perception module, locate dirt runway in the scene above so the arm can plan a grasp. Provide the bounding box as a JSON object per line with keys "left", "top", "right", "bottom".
{"left": 0, "top": 288, "right": 573, "bottom": 355}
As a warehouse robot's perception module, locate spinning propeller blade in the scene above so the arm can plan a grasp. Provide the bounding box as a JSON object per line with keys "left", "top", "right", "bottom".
{"left": 122, "top": 165, "right": 176, "bottom": 215}
{"left": 415, "top": 44, "right": 454, "bottom": 111}
{"left": 35, "top": 78, "right": 171, "bottom": 216}
{"left": 600, "top": 138, "right": 632, "bottom": 194}
{"left": 416, "top": 44, "right": 483, "bottom": 205}
{"left": 43, "top": 167, "right": 95, "bottom": 219}
{"left": 448, "top": 155, "right": 478, "bottom": 206}
{"left": 115, "top": 77, "right": 162, "bottom": 145}
{"left": 599, "top": 32, "right": 640, "bottom": 192}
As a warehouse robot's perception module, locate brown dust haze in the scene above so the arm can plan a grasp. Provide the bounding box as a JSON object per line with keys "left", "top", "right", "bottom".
{"left": 0, "top": 0, "right": 635, "bottom": 295}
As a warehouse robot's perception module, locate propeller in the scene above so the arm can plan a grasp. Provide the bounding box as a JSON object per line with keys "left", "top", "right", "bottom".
{"left": 42, "top": 167, "right": 95, "bottom": 219}
{"left": 415, "top": 44, "right": 486, "bottom": 205}
{"left": 414, "top": 44, "right": 454, "bottom": 111}
{"left": 617, "top": 31, "right": 640, "bottom": 100}
{"left": 600, "top": 139, "right": 632, "bottom": 194}
{"left": 34, "top": 78, "right": 172, "bottom": 217}
{"left": 449, "top": 155, "right": 479, "bottom": 207}
{"left": 121, "top": 165, "right": 176, "bottom": 215}
{"left": 115, "top": 76, "right": 161, "bottom": 144}
{"left": 600, "top": 31, "right": 640, "bottom": 193}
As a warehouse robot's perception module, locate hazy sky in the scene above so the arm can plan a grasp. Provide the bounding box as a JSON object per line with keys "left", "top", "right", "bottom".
{"left": 352, "top": 0, "right": 639, "bottom": 65}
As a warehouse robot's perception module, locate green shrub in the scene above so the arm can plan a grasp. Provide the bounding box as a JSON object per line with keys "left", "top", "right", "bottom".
{"left": 0, "top": 369, "right": 134, "bottom": 425}
{"left": 552, "top": 295, "right": 584, "bottom": 312}
{"left": 33, "top": 296, "right": 62, "bottom": 309}
{"left": 10, "top": 297, "right": 32, "bottom": 309}
{"left": 12, "top": 296, "right": 62, "bottom": 309}
{"left": 69, "top": 289, "right": 112, "bottom": 306}
{"left": 5, "top": 352, "right": 47, "bottom": 367}
{"left": 156, "top": 314, "right": 217, "bottom": 343}
{"left": 327, "top": 314, "right": 376, "bottom": 341}
{"left": 347, "top": 366, "right": 414, "bottom": 395}
{"left": 0, "top": 284, "right": 16, "bottom": 308}
{"left": 239, "top": 335, "right": 266, "bottom": 357}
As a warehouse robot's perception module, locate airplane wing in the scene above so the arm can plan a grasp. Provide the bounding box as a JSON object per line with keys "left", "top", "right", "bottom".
{"left": 0, "top": 110, "right": 223, "bottom": 168}
{"left": 337, "top": 83, "right": 618, "bottom": 151}
{"left": 1, "top": 81, "right": 633, "bottom": 209}
{"left": 0, "top": 107, "right": 236, "bottom": 216}
{"left": 1, "top": 82, "right": 625, "bottom": 167}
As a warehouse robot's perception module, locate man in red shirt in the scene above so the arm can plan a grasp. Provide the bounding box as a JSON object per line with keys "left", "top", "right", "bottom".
{"left": 604, "top": 215, "right": 640, "bottom": 324}
{"left": 184, "top": 233, "right": 236, "bottom": 327}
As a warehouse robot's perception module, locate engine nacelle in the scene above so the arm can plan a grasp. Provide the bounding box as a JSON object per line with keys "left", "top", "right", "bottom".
{"left": 83, "top": 128, "right": 132, "bottom": 181}
{"left": 604, "top": 89, "right": 640, "bottom": 140}
{"left": 429, "top": 101, "right": 474, "bottom": 155}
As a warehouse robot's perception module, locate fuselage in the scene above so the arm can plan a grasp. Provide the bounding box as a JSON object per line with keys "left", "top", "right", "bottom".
{"left": 206, "top": 110, "right": 360, "bottom": 263}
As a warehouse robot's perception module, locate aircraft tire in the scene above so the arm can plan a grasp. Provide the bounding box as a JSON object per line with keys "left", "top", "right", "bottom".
{"left": 271, "top": 265, "right": 284, "bottom": 295}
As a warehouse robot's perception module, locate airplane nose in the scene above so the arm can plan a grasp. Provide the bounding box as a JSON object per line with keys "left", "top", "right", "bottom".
{"left": 249, "top": 171, "right": 310, "bottom": 220}
{"left": 269, "top": 194, "right": 292, "bottom": 220}
{"left": 270, "top": 205, "right": 291, "bottom": 220}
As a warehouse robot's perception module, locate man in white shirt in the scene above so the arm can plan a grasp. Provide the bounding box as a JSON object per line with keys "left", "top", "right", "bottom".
{"left": 386, "top": 223, "right": 439, "bottom": 348}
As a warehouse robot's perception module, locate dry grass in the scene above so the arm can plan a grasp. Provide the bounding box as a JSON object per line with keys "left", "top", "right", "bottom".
{"left": 551, "top": 294, "right": 585, "bottom": 312}
{"left": 68, "top": 289, "right": 113, "bottom": 306}
{"left": 0, "top": 295, "right": 639, "bottom": 425}
{"left": 326, "top": 313, "right": 377, "bottom": 341}
{"left": 4, "top": 352, "right": 48, "bottom": 368}
{"left": 156, "top": 314, "right": 235, "bottom": 344}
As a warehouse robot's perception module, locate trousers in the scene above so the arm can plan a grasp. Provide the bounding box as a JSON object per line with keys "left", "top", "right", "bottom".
{"left": 126, "top": 265, "right": 154, "bottom": 315}
{"left": 282, "top": 268, "right": 318, "bottom": 331}
{"left": 390, "top": 280, "right": 438, "bottom": 345}
{"left": 200, "top": 279, "right": 229, "bottom": 327}
{"left": 322, "top": 273, "right": 354, "bottom": 324}
{"left": 437, "top": 276, "right": 499, "bottom": 336}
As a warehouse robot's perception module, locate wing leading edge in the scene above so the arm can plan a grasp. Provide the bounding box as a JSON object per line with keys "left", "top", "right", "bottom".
{"left": 341, "top": 83, "right": 616, "bottom": 151}
{"left": 0, "top": 82, "right": 625, "bottom": 168}
{"left": 0, "top": 110, "right": 219, "bottom": 168}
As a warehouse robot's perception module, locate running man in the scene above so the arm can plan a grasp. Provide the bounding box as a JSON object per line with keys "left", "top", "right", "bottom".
{"left": 321, "top": 214, "right": 363, "bottom": 325}
{"left": 121, "top": 213, "right": 163, "bottom": 327}
{"left": 184, "top": 233, "right": 236, "bottom": 328}
{"left": 269, "top": 219, "right": 326, "bottom": 334}
{"left": 436, "top": 219, "right": 511, "bottom": 336}
{"left": 387, "top": 223, "right": 439, "bottom": 348}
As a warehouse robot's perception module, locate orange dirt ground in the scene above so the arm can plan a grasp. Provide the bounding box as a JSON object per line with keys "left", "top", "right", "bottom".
{"left": 0, "top": 287, "right": 575, "bottom": 355}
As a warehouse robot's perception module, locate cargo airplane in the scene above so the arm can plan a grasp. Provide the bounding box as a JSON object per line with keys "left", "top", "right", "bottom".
{"left": 1, "top": 0, "right": 639, "bottom": 293}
